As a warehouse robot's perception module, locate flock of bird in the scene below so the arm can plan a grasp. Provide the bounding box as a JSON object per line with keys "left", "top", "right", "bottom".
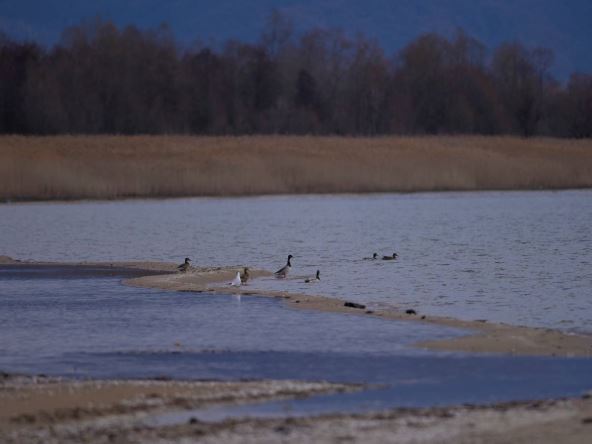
{"left": 176, "top": 251, "right": 398, "bottom": 288}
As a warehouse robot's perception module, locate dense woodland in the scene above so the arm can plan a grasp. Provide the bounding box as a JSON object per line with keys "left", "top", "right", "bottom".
{"left": 1, "top": 15, "right": 591, "bottom": 137}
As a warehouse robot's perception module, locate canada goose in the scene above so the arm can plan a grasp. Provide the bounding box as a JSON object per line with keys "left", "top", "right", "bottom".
{"left": 382, "top": 253, "right": 398, "bottom": 260}
{"left": 177, "top": 257, "right": 191, "bottom": 272}
{"left": 230, "top": 271, "right": 241, "bottom": 286}
{"left": 240, "top": 267, "right": 250, "bottom": 284}
{"left": 274, "top": 254, "right": 293, "bottom": 278}
{"left": 364, "top": 253, "right": 378, "bottom": 260}
{"left": 305, "top": 270, "right": 320, "bottom": 283}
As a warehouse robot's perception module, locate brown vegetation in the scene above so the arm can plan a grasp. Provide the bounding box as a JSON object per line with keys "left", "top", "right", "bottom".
{"left": 1, "top": 135, "right": 591, "bottom": 201}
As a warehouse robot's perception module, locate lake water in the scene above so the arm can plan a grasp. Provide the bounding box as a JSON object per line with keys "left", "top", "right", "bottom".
{"left": 1, "top": 270, "right": 592, "bottom": 414}
{"left": 0, "top": 272, "right": 465, "bottom": 371}
{"left": 1, "top": 190, "right": 591, "bottom": 331}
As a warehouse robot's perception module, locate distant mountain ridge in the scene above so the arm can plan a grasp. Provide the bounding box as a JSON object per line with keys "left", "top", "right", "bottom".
{"left": 1, "top": 0, "right": 590, "bottom": 80}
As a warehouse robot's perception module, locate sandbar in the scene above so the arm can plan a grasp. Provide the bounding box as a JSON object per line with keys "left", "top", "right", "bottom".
{"left": 2, "top": 256, "right": 591, "bottom": 357}
{"left": 124, "top": 261, "right": 592, "bottom": 357}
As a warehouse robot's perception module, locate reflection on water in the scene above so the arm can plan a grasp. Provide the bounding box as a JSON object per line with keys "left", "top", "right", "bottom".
{"left": 1, "top": 190, "right": 591, "bottom": 331}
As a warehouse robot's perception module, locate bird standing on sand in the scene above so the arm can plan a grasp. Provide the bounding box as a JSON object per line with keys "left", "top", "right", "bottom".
{"left": 382, "top": 253, "right": 398, "bottom": 260}
{"left": 274, "top": 254, "right": 293, "bottom": 278}
{"left": 177, "top": 257, "right": 191, "bottom": 272}
{"left": 240, "top": 267, "right": 250, "bottom": 284}
{"left": 305, "top": 270, "right": 320, "bottom": 283}
{"left": 230, "top": 271, "right": 242, "bottom": 286}
{"left": 364, "top": 253, "right": 378, "bottom": 260}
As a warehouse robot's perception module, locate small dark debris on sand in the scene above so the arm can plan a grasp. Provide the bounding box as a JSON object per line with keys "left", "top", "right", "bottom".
{"left": 344, "top": 302, "right": 366, "bottom": 309}
{"left": 365, "top": 310, "right": 374, "bottom": 314}
{"left": 405, "top": 309, "right": 417, "bottom": 315}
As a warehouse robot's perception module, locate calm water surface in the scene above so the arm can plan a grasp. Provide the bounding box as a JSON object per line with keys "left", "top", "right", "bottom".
{"left": 0, "top": 274, "right": 464, "bottom": 371}
{"left": 1, "top": 272, "right": 591, "bottom": 413}
{"left": 1, "top": 190, "right": 591, "bottom": 331}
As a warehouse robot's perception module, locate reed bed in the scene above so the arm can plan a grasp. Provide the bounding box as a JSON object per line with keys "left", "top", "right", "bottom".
{"left": 1, "top": 135, "right": 591, "bottom": 201}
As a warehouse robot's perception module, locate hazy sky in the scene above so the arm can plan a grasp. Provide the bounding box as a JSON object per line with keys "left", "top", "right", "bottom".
{"left": 1, "top": 0, "right": 590, "bottom": 79}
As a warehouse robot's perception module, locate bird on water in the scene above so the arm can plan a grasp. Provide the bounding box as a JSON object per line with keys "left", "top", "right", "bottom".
{"left": 364, "top": 253, "right": 378, "bottom": 260}
{"left": 305, "top": 270, "right": 320, "bottom": 283}
{"left": 274, "top": 254, "right": 293, "bottom": 278}
{"left": 177, "top": 257, "right": 191, "bottom": 272}
{"left": 382, "top": 253, "right": 398, "bottom": 260}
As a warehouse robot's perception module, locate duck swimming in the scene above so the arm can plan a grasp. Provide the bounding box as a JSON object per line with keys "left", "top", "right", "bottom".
{"left": 274, "top": 254, "right": 293, "bottom": 278}
{"left": 177, "top": 257, "right": 191, "bottom": 272}
{"left": 305, "top": 269, "right": 320, "bottom": 283}
{"left": 364, "top": 253, "right": 378, "bottom": 260}
{"left": 382, "top": 253, "right": 398, "bottom": 260}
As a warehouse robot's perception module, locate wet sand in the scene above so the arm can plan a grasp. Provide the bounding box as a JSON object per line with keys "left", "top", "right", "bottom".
{"left": 152, "top": 395, "right": 592, "bottom": 444}
{"left": 1, "top": 374, "right": 591, "bottom": 444}
{"left": 0, "top": 374, "right": 355, "bottom": 443}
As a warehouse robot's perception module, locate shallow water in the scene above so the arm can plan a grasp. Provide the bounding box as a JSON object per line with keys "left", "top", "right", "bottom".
{"left": 150, "top": 352, "right": 592, "bottom": 422}
{"left": 1, "top": 190, "right": 591, "bottom": 331}
{"left": 1, "top": 272, "right": 591, "bottom": 414}
{"left": 0, "top": 272, "right": 465, "bottom": 376}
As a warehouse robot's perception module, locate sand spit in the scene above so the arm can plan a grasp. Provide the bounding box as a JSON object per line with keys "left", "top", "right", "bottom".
{"left": 1, "top": 374, "right": 591, "bottom": 444}
{"left": 2, "top": 257, "right": 592, "bottom": 357}
{"left": 121, "top": 262, "right": 592, "bottom": 358}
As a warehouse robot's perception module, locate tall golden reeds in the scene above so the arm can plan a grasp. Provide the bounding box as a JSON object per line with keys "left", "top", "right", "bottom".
{"left": 1, "top": 135, "right": 591, "bottom": 201}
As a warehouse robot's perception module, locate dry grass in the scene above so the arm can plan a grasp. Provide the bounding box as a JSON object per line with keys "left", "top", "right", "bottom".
{"left": 1, "top": 135, "right": 591, "bottom": 201}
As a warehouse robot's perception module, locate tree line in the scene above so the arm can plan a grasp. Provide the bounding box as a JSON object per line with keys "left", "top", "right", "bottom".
{"left": 1, "top": 15, "right": 591, "bottom": 137}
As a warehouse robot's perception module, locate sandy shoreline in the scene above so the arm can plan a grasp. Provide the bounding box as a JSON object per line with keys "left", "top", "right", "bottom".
{"left": 2, "top": 256, "right": 592, "bottom": 357}
{"left": 1, "top": 374, "right": 591, "bottom": 444}
{"left": 123, "top": 262, "right": 592, "bottom": 358}
{"left": 3, "top": 258, "right": 592, "bottom": 442}
{"left": 0, "top": 374, "right": 357, "bottom": 443}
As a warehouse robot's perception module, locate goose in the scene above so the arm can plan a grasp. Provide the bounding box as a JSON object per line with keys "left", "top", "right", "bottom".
{"left": 177, "top": 257, "right": 191, "bottom": 272}
{"left": 364, "top": 253, "right": 378, "bottom": 260}
{"left": 305, "top": 270, "right": 320, "bottom": 283}
{"left": 382, "top": 253, "right": 398, "bottom": 260}
{"left": 274, "top": 254, "right": 293, "bottom": 278}
{"left": 240, "top": 267, "right": 250, "bottom": 284}
{"left": 230, "top": 271, "right": 241, "bottom": 286}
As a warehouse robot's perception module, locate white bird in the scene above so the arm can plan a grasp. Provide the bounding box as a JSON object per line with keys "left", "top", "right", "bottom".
{"left": 230, "top": 271, "right": 241, "bottom": 287}
{"left": 274, "top": 254, "right": 293, "bottom": 278}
